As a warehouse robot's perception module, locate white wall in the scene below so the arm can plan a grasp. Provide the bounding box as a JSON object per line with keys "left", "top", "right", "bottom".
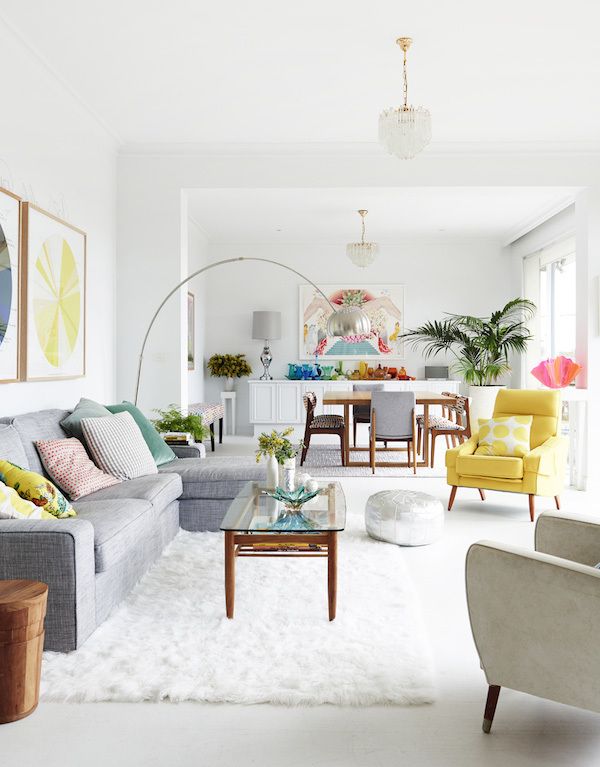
{"left": 116, "top": 147, "right": 600, "bottom": 416}
{"left": 187, "top": 219, "right": 209, "bottom": 404}
{"left": 0, "top": 21, "right": 117, "bottom": 416}
{"left": 202, "top": 238, "right": 511, "bottom": 435}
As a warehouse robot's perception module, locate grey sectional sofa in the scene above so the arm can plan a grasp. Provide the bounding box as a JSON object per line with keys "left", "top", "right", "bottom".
{"left": 0, "top": 408, "right": 263, "bottom": 652}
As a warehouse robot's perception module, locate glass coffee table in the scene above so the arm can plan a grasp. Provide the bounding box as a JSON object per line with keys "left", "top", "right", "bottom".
{"left": 220, "top": 481, "right": 346, "bottom": 621}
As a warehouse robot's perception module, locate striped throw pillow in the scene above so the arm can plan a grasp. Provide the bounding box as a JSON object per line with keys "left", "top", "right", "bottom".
{"left": 81, "top": 411, "right": 158, "bottom": 480}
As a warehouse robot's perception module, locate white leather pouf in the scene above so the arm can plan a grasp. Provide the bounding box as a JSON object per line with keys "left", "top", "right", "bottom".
{"left": 365, "top": 489, "right": 444, "bottom": 546}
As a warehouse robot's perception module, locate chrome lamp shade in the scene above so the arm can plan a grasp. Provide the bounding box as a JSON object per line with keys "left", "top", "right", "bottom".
{"left": 327, "top": 306, "right": 371, "bottom": 337}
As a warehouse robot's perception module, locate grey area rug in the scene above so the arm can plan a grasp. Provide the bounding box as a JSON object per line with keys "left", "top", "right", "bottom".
{"left": 298, "top": 447, "right": 446, "bottom": 478}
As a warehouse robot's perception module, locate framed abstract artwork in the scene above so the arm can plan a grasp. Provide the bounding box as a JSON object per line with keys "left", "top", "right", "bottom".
{"left": 22, "top": 203, "right": 86, "bottom": 381}
{"left": 0, "top": 187, "right": 22, "bottom": 383}
{"left": 299, "top": 284, "right": 405, "bottom": 360}
{"left": 187, "top": 291, "right": 195, "bottom": 370}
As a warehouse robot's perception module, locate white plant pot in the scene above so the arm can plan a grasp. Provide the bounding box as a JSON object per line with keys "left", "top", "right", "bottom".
{"left": 265, "top": 454, "right": 279, "bottom": 489}
{"left": 223, "top": 377, "right": 235, "bottom": 392}
{"left": 468, "top": 385, "right": 506, "bottom": 430}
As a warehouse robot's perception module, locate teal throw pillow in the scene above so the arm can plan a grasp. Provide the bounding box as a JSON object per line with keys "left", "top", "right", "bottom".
{"left": 61, "top": 398, "right": 112, "bottom": 441}
{"left": 106, "top": 401, "right": 176, "bottom": 466}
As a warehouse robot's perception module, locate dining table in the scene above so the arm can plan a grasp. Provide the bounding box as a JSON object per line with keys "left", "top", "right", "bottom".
{"left": 322, "top": 390, "right": 457, "bottom": 469}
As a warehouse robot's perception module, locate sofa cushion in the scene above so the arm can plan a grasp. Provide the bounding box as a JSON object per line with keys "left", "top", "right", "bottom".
{"left": 72, "top": 498, "right": 155, "bottom": 572}
{"left": 1, "top": 409, "right": 70, "bottom": 474}
{"left": 36, "top": 437, "right": 121, "bottom": 500}
{"left": 158, "top": 456, "right": 264, "bottom": 500}
{"left": 106, "top": 401, "right": 176, "bottom": 466}
{"left": 81, "top": 411, "right": 158, "bottom": 480}
{"left": 81, "top": 472, "right": 182, "bottom": 513}
{"left": 60, "top": 397, "right": 112, "bottom": 442}
{"left": 456, "top": 454, "right": 524, "bottom": 480}
{"left": 0, "top": 424, "right": 29, "bottom": 467}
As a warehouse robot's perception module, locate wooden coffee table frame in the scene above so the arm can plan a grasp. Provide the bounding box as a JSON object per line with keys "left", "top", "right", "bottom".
{"left": 224, "top": 530, "right": 338, "bottom": 621}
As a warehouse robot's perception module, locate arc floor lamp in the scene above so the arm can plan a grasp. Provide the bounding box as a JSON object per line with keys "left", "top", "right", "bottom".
{"left": 134, "top": 256, "right": 371, "bottom": 405}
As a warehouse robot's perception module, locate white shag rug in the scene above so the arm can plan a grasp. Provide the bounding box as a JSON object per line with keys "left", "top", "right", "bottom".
{"left": 41, "top": 512, "right": 435, "bottom": 706}
{"left": 299, "top": 447, "right": 446, "bottom": 478}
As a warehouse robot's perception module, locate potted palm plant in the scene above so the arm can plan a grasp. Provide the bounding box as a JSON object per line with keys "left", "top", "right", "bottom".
{"left": 402, "top": 299, "right": 535, "bottom": 423}
{"left": 207, "top": 353, "right": 252, "bottom": 391}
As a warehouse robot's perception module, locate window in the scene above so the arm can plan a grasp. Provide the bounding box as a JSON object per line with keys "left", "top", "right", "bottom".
{"left": 522, "top": 236, "right": 576, "bottom": 387}
{"left": 539, "top": 256, "right": 576, "bottom": 360}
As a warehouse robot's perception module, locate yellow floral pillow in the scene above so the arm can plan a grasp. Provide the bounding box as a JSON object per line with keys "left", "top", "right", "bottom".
{"left": 475, "top": 416, "right": 533, "bottom": 458}
{"left": 0, "top": 460, "right": 76, "bottom": 519}
{"left": 0, "top": 481, "right": 55, "bottom": 520}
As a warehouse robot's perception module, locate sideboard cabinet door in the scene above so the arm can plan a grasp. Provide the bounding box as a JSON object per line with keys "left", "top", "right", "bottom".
{"left": 250, "top": 383, "right": 277, "bottom": 423}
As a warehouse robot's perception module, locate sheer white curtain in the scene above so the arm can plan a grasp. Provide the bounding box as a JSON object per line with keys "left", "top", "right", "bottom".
{"left": 522, "top": 237, "right": 576, "bottom": 388}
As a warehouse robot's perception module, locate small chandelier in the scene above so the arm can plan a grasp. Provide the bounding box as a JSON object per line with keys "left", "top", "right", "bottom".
{"left": 346, "top": 210, "right": 377, "bottom": 268}
{"left": 379, "top": 37, "right": 432, "bottom": 160}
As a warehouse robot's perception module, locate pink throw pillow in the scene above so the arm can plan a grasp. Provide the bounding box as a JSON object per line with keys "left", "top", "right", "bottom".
{"left": 36, "top": 438, "right": 121, "bottom": 501}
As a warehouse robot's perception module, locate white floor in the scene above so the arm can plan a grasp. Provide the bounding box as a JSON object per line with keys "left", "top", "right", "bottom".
{"left": 2, "top": 437, "right": 600, "bottom": 767}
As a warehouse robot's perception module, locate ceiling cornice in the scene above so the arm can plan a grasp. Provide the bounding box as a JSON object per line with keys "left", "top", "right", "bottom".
{"left": 119, "top": 140, "right": 600, "bottom": 159}
{"left": 502, "top": 196, "right": 576, "bottom": 246}
{"left": 0, "top": 12, "right": 122, "bottom": 146}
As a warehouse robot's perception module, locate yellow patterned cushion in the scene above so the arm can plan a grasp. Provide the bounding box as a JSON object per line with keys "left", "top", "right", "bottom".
{"left": 475, "top": 416, "right": 533, "bottom": 458}
{"left": 0, "top": 481, "right": 55, "bottom": 519}
{"left": 0, "top": 460, "right": 76, "bottom": 518}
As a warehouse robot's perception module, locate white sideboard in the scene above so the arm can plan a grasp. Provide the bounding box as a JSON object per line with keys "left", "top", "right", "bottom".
{"left": 248, "top": 379, "right": 461, "bottom": 437}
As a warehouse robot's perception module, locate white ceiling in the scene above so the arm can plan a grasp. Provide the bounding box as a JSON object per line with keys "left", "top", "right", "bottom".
{"left": 1, "top": 0, "right": 599, "bottom": 145}
{"left": 186, "top": 187, "right": 575, "bottom": 242}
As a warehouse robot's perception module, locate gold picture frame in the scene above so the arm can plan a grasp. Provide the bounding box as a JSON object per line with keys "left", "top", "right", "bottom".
{"left": 0, "top": 186, "right": 22, "bottom": 384}
{"left": 22, "top": 203, "right": 87, "bottom": 381}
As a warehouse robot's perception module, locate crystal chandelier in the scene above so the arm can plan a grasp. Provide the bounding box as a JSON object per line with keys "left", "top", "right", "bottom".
{"left": 346, "top": 210, "right": 378, "bottom": 268}
{"left": 379, "top": 37, "right": 431, "bottom": 160}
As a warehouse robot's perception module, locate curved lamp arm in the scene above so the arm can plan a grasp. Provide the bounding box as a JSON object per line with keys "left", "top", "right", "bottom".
{"left": 134, "top": 256, "right": 339, "bottom": 405}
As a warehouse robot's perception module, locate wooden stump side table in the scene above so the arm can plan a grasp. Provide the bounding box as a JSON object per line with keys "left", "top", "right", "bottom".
{"left": 0, "top": 580, "right": 48, "bottom": 724}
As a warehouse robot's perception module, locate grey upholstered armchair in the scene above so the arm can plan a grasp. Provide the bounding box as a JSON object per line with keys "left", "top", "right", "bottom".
{"left": 466, "top": 511, "right": 600, "bottom": 733}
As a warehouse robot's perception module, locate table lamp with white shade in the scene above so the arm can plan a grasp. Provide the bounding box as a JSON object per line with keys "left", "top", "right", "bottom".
{"left": 252, "top": 311, "right": 282, "bottom": 381}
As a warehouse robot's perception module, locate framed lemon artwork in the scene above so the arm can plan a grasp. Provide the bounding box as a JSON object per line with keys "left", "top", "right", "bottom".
{"left": 22, "top": 203, "right": 86, "bottom": 381}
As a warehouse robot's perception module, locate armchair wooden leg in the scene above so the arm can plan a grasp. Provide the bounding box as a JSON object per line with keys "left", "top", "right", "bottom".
{"left": 528, "top": 494, "right": 535, "bottom": 522}
{"left": 482, "top": 685, "right": 501, "bottom": 734}
{"left": 448, "top": 485, "right": 457, "bottom": 511}
{"left": 554, "top": 495, "right": 561, "bottom": 510}
{"left": 478, "top": 489, "right": 486, "bottom": 501}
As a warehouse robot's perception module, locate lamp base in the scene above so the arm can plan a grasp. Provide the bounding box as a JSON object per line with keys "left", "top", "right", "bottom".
{"left": 259, "top": 343, "right": 273, "bottom": 381}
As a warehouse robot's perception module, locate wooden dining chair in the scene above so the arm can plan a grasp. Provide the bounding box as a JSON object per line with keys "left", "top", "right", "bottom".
{"left": 369, "top": 391, "right": 417, "bottom": 474}
{"left": 418, "top": 393, "right": 471, "bottom": 468}
{"left": 352, "top": 383, "right": 384, "bottom": 446}
{"left": 300, "top": 392, "right": 346, "bottom": 466}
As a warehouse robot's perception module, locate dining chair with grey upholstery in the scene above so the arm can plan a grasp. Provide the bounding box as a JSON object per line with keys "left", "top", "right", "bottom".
{"left": 352, "top": 383, "right": 385, "bottom": 446}
{"left": 369, "top": 391, "right": 417, "bottom": 474}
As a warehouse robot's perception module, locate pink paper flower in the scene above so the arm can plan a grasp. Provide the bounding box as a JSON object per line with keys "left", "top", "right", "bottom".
{"left": 531, "top": 356, "right": 582, "bottom": 389}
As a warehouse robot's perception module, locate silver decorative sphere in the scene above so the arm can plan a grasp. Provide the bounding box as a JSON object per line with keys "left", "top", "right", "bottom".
{"left": 327, "top": 306, "right": 371, "bottom": 337}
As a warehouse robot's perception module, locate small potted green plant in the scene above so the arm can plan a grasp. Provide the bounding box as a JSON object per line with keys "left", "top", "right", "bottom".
{"left": 256, "top": 427, "right": 303, "bottom": 489}
{"left": 152, "top": 405, "right": 209, "bottom": 443}
{"left": 207, "top": 353, "right": 252, "bottom": 391}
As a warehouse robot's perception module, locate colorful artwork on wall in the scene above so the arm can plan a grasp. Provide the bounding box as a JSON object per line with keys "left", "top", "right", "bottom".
{"left": 0, "top": 187, "right": 22, "bottom": 383}
{"left": 187, "top": 292, "right": 195, "bottom": 370}
{"left": 23, "top": 203, "right": 86, "bottom": 381}
{"left": 299, "top": 284, "right": 405, "bottom": 360}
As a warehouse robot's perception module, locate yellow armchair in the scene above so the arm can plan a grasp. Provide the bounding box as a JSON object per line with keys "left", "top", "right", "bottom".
{"left": 446, "top": 389, "right": 567, "bottom": 521}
